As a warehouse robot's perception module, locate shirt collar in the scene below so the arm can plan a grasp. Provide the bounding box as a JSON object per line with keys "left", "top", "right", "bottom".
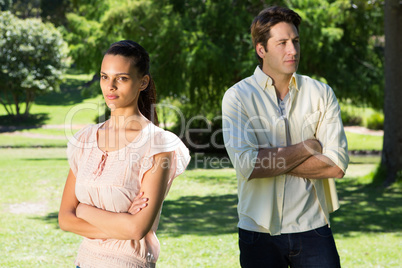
{"left": 254, "top": 66, "right": 299, "bottom": 92}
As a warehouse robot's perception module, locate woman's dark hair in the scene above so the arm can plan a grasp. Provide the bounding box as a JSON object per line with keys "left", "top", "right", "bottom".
{"left": 105, "top": 40, "right": 158, "bottom": 125}
{"left": 251, "top": 6, "right": 302, "bottom": 66}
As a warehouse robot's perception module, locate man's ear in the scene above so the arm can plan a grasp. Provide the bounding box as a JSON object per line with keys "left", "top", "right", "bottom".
{"left": 256, "top": 43, "right": 266, "bottom": 59}
{"left": 139, "top": 75, "right": 150, "bottom": 91}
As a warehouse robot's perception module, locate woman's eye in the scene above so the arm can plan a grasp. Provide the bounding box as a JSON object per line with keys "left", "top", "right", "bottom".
{"left": 118, "top": 77, "right": 128, "bottom": 82}
{"left": 101, "top": 75, "right": 108, "bottom": 80}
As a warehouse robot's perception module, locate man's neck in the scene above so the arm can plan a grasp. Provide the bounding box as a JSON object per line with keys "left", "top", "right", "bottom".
{"left": 262, "top": 68, "right": 292, "bottom": 100}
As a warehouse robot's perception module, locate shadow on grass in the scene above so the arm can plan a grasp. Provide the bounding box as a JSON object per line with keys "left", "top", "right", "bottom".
{"left": 187, "top": 152, "right": 233, "bottom": 170}
{"left": 34, "top": 76, "right": 89, "bottom": 106}
{"left": 331, "top": 177, "right": 402, "bottom": 236}
{"left": 33, "top": 180, "right": 401, "bottom": 238}
{"left": 32, "top": 194, "right": 238, "bottom": 237}
{"left": 31, "top": 212, "right": 60, "bottom": 229}
{"left": 0, "top": 113, "right": 49, "bottom": 130}
{"left": 158, "top": 194, "right": 238, "bottom": 237}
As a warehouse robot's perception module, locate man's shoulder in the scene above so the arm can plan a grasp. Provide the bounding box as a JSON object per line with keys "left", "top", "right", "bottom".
{"left": 225, "top": 74, "right": 258, "bottom": 97}
{"left": 296, "top": 74, "right": 331, "bottom": 91}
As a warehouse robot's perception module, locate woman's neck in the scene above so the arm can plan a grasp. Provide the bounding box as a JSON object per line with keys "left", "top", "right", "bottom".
{"left": 107, "top": 107, "right": 147, "bottom": 130}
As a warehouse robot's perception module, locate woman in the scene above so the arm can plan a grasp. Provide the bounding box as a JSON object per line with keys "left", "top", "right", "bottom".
{"left": 59, "top": 40, "right": 190, "bottom": 268}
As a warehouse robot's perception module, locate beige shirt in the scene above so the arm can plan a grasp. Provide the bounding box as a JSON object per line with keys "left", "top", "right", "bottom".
{"left": 67, "top": 122, "right": 190, "bottom": 267}
{"left": 222, "top": 66, "right": 349, "bottom": 235}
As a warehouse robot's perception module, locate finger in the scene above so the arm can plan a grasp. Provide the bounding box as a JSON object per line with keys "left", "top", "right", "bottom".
{"left": 128, "top": 203, "right": 148, "bottom": 214}
{"left": 133, "top": 192, "right": 145, "bottom": 201}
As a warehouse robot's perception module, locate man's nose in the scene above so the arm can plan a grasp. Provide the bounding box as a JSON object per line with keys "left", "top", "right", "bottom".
{"left": 287, "top": 42, "right": 298, "bottom": 55}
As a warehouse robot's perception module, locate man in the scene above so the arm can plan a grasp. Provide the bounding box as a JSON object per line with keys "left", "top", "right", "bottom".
{"left": 222, "top": 6, "right": 349, "bottom": 268}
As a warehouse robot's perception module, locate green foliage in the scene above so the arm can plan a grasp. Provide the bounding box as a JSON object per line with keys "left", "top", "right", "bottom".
{"left": 40, "top": 0, "right": 72, "bottom": 26}
{"left": 63, "top": 0, "right": 384, "bottom": 139}
{"left": 9, "top": 0, "right": 41, "bottom": 19}
{"left": 64, "top": 0, "right": 384, "bottom": 122}
{"left": 0, "top": 0, "right": 12, "bottom": 11}
{"left": 366, "top": 111, "right": 384, "bottom": 130}
{"left": 341, "top": 109, "right": 363, "bottom": 126}
{"left": 0, "top": 11, "right": 68, "bottom": 117}
{"left": 64, "top": 0, "right": 272, "bottom": 120}
{"left": 288, "top": 0, "right": 384, "bottom": 108}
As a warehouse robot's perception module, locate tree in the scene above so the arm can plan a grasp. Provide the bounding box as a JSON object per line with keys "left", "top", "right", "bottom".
{"left": 288, "top": 0, "right": 384, "bottom": 109}
{"left": 381, "top": 0, "right": 402, "bottom": 186}
{"left": 65, "top": 0, "right": 270, "bottom": 116}
{"left": 66, "top": 0, "right": 384, "bottom": 114}
{"left": 0, "top": 11, "right": 68, "bottom": 118}
{"left": 9, "top": 0, "right": 41, "bottom": 19}
{"left": 64, "top": 0, "right": 385, "bottom": 153}
{"left": 0, "top": 0, "right": 12, "bottom": 11}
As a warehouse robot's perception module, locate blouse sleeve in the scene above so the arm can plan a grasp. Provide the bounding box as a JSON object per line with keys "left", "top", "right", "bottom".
{"left": 139, "top": 129, "right": 190, "bottom": 185}
{"left": 66, "top": 125, "right": 94, "bottom": 176}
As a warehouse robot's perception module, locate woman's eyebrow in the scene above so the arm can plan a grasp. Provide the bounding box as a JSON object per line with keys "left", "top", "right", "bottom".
{"left": 100, "top": 71, "right": 131, "bottom": 76}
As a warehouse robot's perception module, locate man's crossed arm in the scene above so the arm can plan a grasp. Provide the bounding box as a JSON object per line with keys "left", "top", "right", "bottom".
{"left": 249, "top": 139, "right": 344, "bottom": 180}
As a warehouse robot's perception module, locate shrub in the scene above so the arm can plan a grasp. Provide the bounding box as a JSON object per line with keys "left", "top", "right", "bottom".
{"left": 341, "top": 109, "right": 363, "bottom": 126}
{"left": 0, "top": 11, "right": 68, "bottom": 117}
{"left": 366, "top": 112, "right": 384, "bottom": 130}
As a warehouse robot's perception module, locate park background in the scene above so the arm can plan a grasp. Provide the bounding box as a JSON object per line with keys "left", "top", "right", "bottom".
{"left": 0, "top": 0, "right": 401, "bottom": 267}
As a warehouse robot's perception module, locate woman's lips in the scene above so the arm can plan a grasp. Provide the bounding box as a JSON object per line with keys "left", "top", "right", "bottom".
{"left": 106, "top": 95, "right": 118, "bottom": 100}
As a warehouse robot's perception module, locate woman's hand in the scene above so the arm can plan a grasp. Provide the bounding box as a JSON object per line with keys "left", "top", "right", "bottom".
{"left": 128, "top": 192, "right": 148, "bottom": 215}
{"left": 75, "top": 192, "right": 148, "bottom": 220}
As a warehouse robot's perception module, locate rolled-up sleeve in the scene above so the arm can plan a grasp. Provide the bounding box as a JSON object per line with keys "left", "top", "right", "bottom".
{"left": 222, "top": 88, "right": 259, "bottom": 180}
{"left": 316, "top": 87, "right": 349, "bottom": 173}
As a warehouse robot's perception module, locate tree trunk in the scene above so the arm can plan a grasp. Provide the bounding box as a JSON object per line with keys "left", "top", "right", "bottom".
{"left": 12, "top": 93, "right": 20, "bottom": 117}
{"left": 0, "top": 98, "right": 12, "bottom": 116}
{"left": 381, "top": 0, "right": 402, "bottom": 186}
{"left": 24, "top": 90, "right": 35, "bottom": 116}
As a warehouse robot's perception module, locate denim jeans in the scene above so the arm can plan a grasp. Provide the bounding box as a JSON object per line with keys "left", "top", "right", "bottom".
{"left": 239, "top": 225, "right": 341, "bottom": 268}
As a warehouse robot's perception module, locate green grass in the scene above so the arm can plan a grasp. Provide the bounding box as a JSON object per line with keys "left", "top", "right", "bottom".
{"left": 0, "top": 71, "right": 103, "bottom": 126}
{"left": 0, "top": 149, "right": 400, "bottom": 267}
{"left": 345, "top": 132, "right": 383, "bottom": 151}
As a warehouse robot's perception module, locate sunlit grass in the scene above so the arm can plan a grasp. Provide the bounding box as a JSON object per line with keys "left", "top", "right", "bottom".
{"left": 345, "top": 131, "right": 383, "bottom": 151}
{"left": 0, "top": 149, "right": 400, "bottom": 267}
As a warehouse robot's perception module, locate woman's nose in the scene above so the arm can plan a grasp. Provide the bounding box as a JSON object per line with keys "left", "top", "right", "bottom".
{"left": 107, "top": 78, "right": 117, "bottom": 91}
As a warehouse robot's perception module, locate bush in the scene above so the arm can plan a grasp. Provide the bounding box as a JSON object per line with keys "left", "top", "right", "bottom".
{"left": 0, "top": 11, "right": 68, "bottom": 117}
{"left": 341, "top": 109, "right": 363, "bottom": 126}
{"left": 366, "top": 112, "right": 384, "bottom": 130}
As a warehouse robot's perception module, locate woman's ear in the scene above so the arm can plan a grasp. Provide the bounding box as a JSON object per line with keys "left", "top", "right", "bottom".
{"left": 139, "top": 75, "right": 150, "bottom": 91}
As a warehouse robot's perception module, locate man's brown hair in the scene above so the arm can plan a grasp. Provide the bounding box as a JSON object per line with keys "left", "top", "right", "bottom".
{"left": 251, "top": 6, "right": 302, "bottom": 66}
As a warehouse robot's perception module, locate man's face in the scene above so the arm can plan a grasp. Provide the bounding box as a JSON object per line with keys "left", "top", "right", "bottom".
{"left": 258, "top": 22, "right": 300, "bottom": 80}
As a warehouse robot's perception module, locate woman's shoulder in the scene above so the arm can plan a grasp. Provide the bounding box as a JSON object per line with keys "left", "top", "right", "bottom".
{"left": 141, "top": 123, "right": 187, "bottom": 154}
{"left": 146, "top": 123, "right": 181, "bottom": 143}
{"left": 67, "top": 123, "right": 101, "bottom": 148}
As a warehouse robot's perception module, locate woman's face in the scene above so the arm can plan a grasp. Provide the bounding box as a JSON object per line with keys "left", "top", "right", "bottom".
{"left": 100, "top": 54, "right": 148, "bottom": 111}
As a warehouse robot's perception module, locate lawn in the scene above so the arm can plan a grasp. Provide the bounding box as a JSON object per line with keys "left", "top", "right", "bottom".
{"left": 0, "top": 148, "right": 400, "bottom": 267}
{"left": 0, "top": 73, "right": 397, "bottom": 267}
